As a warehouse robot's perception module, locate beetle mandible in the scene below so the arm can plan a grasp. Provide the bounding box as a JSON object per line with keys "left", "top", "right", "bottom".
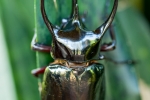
{"left": 31, "top": 0, "right": 118, "bottom": 100}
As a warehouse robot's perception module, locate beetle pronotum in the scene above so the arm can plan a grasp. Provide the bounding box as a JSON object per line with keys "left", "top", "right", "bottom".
{"left": 31, "top": 0, "right": 118, "bottom": 100}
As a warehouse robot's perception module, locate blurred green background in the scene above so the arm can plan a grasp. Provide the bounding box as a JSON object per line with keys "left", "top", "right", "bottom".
{"left": 0, "top": 0, "right": 149, "bottom": 100}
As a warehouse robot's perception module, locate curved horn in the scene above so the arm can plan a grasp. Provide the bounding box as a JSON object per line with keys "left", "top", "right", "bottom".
{"left": 41, "top": 0, "right": 58, "bottom": 35}
{"left": 94, "top": 0, "right": 118, "bottom": 37}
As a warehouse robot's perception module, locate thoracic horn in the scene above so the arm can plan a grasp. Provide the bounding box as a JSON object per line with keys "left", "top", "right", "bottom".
{"left": 41, "top": 0, "right": 58, "bottom": 35}
{"left": 94, "top": 0, "right": 118, "bottom": 37}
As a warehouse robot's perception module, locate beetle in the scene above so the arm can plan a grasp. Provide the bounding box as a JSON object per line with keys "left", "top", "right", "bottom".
{"left": 31, "top": 0, "right": 118, "bottom": 99}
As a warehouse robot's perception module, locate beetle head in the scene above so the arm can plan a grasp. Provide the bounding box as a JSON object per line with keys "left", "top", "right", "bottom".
{"left": 41, "top": 0, "right": 118, "bottom": 62}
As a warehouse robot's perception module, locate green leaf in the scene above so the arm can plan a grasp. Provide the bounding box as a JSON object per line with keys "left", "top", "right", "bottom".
{"left": 0, "top": 0, "right": 39, "bottom": 100}
{"left": 104, "top": 2, "right": 150, "bottom": 100}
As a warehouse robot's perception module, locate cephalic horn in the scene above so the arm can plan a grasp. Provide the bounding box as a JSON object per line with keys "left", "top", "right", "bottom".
{"left": 41, "top": 0, "right": 58, "bottom": 35}
{"left": 73, "top": 4, "right": 80, "bottom": 21}
{"left": 70, "top": 0, "right": 78, "bottom": 18}
{"left": 94, "top": 0, "right": 118, "bottom": 37}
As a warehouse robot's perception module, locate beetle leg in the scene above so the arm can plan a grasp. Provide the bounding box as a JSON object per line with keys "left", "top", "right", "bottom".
{"left": 31, "top": 33, "right": 51, "bottom": 53}
{"left": 100, "top": 25, "right": 116, "bottom": 51}
{"left": 100, "top": 55, "right": 136, "bottom": 65}
{"left": 80, "top": 11, "right": 88, "bottom": 22}
{"left": 105, "top": 57, "right": 136, "bottom": 65}
{"left": 31, "top": 67, "right": 46, "bottom": 77}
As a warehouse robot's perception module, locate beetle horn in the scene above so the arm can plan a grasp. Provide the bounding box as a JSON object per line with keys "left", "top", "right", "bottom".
{"left": 41, "top": 0, "right": 58, "bottom": 35}
{"left": 71, "top": 0, "right": 80, "bottom": 21}
{"left": 73, "top": 4, "right": 79, "bottom": 20}
{"left": 70, "top": 0, "right": 77, "bottom": 18}
{"left": 94, "top": 0, "right": 118, "bottom": 37}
